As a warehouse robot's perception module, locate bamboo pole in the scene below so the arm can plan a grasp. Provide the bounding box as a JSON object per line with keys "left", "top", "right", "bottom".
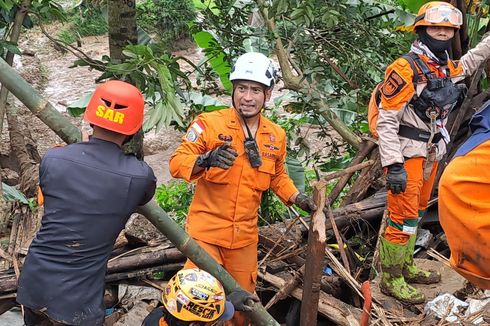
{"left": 0, "top": 57, "right": 280, "bottom": 326}
{"left": 0, "top": 58, "right": 81, "bottom": 145}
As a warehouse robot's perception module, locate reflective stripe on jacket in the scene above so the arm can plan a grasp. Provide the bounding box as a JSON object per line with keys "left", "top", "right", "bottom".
{"left": 169, "top": 108, "right": 298, "bottom": 249}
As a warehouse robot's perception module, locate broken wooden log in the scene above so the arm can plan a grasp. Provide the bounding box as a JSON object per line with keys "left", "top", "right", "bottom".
{"left": 260, "top": 271, "right": 361, "bottom": 326}
{"left": 0, "top": 273, "right": 16, "bottom": 293}
{"left": 341, "top": 148, "right": 383, "bottom": 206}
{"left": 300, "top": 182, "right": 327, "bottom": 326}
{"left": 107, "top": 247, "right": 184, "bottom": 273}
{"left": 105, "top": 263, "right": 183, "bottom": 283}
{"left": 326, "top": 191, "right": 386, "bottom": 230}
{"left": 329, "top": 140, "right": 376, "bottom": 204}
{"left": 265, "top": 265, "right": 305, "bottom": 310}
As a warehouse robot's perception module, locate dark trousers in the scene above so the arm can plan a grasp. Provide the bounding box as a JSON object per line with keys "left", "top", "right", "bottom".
{"left": 23, "top": 307, "right": 71, "bottom": 326}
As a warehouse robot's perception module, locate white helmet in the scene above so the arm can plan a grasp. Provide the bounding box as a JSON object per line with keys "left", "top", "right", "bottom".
{"left": 229, "top": 52, "right": 276, "bottom": 88}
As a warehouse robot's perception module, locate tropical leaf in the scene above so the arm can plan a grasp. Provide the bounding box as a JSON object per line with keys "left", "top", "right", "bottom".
{"left": 285, "top": 156, "right": 306, "bottom": 193}
{"left": 67, "top": 92, "right": 93, "bottom": 117}
{"left": 192, "top": 30, "right": 232, "bottom": 93}
{"left": 2, "top": 182, "right": 28, "bottom": 204}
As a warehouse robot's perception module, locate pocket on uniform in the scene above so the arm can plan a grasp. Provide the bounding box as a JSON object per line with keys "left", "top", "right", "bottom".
{"left": 204, "top": 166, "right": 231, "bottom": 185}
{"left": 255, "top": 159, "right": 275, "bottom": 191}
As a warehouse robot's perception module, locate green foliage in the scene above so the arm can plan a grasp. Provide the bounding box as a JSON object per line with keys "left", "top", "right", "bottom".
{"left": 0, "top": 0, "right": 14, "bottom": 11}
{"left": 395, "top": 0, "right": 429, "bottom": 13}
{"left": 2, "top": 182, "right": 28, "bottom": 204}
{"left": 108, "top": 44, "right": 187, "bottom": 132}
{"left": 259, "top": 190, "right": 288, "bottom": 225}
{"left": 30, "top": 0, "right": 66, "bottom": 22}
{"left": 192, "top": 30, "right": 232, "bottom": 93}
{"left": 57, "top": 5, "right": 107, "bottom": 44}
{"left": 136, "top": 0, "right": 196, "bottom": 48}
{"left": 155, "top": 181, "right": 194, "bottom": 226}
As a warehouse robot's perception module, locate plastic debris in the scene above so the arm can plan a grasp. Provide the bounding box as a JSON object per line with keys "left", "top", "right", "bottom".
{"left": 424, "top": 292, "right": 468, "bottom": 323}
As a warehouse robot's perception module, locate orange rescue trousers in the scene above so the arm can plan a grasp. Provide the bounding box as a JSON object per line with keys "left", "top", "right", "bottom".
{"left": 184, "top": 239, "right": 258, "bottom": 326}
{"left": 385, "top": 157, "right": 438, "bottom": 244}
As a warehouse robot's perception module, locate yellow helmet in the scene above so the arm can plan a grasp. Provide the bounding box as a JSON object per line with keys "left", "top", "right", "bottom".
{"left": 162, "top": 268, "right": 234, "bottom": 322}
{"left": 414, "top": 1, "right": 463, "bottom": 30}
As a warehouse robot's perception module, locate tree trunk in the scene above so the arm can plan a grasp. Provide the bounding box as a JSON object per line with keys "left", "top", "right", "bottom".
{"left": 108, "top": 0, "right": 137, "bottom": 62}
{"left": 0, "top": 0, "right": 33, "bottom": 231}
{"left": 255, "top": 0, "right": 362, "bottom": 150}
{"left": 0, "top": 57, "right": 280, "bottom": 325}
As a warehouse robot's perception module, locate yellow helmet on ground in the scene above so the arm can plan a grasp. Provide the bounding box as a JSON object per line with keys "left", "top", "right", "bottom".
{"left": 414, "top": 1, "right": 463, "bottom": 30}
{"left": 162, "top": 268, "right": 234, "bottom": 322}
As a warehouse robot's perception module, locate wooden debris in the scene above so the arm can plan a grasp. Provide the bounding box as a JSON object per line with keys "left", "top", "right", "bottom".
{"left": 300, "top": 181, "right": 327, "bottom": 326}
{"left": 260, "top": 271, "right": 362, "bottom": 326}
{"left": 265, "top": 265, "right": 304, "bottom": 310}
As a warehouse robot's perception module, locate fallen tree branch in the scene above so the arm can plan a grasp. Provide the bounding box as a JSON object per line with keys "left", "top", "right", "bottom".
{"left": 260, "top": 271, "right": 362, "bottom": 326}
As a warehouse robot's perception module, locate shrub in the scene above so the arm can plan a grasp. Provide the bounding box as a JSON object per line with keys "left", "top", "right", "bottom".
{"left": 57, "top": 5, "right": 108, "bottom": 44}
{"left": 154, "top": 181, "right": 194, "bottom": 227}
{"left": 136, "top": 0, "right": 196, "bottom": 48}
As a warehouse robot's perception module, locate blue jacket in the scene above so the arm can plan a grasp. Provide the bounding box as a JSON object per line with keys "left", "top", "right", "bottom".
{"left": 455, "top": 100, "right": 490, "bottom": 157}
{"left": 17, "top": 137, "right": 156, "bottom": 325}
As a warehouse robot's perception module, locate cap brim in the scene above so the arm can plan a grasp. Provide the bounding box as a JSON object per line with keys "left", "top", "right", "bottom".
{"left": 218, "top": 300, "right": 235, "bottom": 321}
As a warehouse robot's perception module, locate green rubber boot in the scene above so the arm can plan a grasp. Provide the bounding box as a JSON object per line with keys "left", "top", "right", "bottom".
{"left": 380, "top": 237, "right": 425, "bottom": 304}
{"left": 403, "top": 235, "right": 441, "bottom": 284}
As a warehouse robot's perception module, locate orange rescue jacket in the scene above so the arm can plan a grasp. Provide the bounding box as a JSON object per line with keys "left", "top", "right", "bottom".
{"left": 439, "top": 138, "right": 490, "bottom": 289}
{"left": 169, "top": 108, "right": 298, "bottom": 249}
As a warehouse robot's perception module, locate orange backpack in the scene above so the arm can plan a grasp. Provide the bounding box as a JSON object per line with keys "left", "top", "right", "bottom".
{"left": 367, "top": 53, "right": 425, "bottom": 138}
{"left": 367, "top": 83, "right": 383, "bottom": 138}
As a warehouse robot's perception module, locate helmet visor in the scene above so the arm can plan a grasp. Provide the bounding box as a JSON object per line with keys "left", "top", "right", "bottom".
{"left": 425, "top": 6, "right": 463, "bottom": 26}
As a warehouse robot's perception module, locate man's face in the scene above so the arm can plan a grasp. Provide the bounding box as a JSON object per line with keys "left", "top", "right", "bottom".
{"left": 426, "top": 26, "right": 455, "bottom": 41}
{"left": 232, "top": 80, "right": 272, "bottom": 118}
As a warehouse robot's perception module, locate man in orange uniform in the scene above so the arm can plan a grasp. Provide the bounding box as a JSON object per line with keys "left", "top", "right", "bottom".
{"left": 374, "top": 1, "right": 490, "bottom": 303}
{"left": 169, "top": 52, "right": 316, "bottom": 325}
{"left": 439, "top": 102, "right": 490, "bottom": 290}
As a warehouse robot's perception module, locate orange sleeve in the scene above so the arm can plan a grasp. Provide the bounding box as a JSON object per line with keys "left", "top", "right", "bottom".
{"left": 37, "top": 186, "right": 44, "bottom": 206}
{"left": 169, "top": 116, "right": 209, "bottom": 182}
{"left": 380, "top": 58, "right": 416, "bottom": 111}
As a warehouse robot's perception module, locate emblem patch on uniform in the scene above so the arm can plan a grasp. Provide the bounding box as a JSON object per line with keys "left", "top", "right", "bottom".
{"left": 381, "top": 70, "right": 407, "bottom": 99}
{"left": 218, "top": 133, "right": 233, "bottom": 142}
{"left": 269, "top": 134, "right": 275, "bottom": 142}
{"left": 186, "top": 130, "right": 198, "bottom": 142}
{"left": 185, "top": 120, "right": 205, "bottom": 142}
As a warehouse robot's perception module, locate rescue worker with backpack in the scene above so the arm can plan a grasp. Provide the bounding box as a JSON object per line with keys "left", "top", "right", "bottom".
{"left": 142, "top": 268, "right": 258, "bottom": 326}
{"left": 169, "top": 52, "right": 317, "bottom": 325}
{"left": 16, "top": 80, "right": 157, "bottom": 325}
{"left": 368, "top": 1, "right": 490, "bottom": 304}
{"left": 439, "top": 101, "right": 490, "bottom": 291}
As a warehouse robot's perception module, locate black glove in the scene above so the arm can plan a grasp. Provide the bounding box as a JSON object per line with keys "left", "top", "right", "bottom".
{"left": 196, "top": 143, "right": 238, "bottom": 169}
{"left": 294, "top": 193, "right": 317, "bottom": 213}
{"left": 386, "top": 163, "right": 407, "bottom": 194}
{"left": 227, "top": 290, "right": 259, "bottom": 312}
